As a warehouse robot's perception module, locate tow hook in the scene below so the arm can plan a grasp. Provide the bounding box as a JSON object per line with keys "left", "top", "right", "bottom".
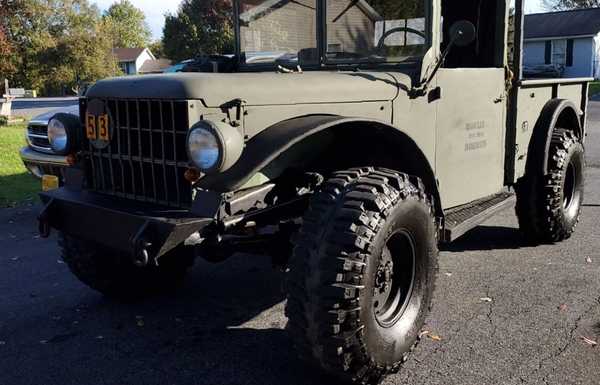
{"left": 132, "top": 239, "right": 152, "bottom": 267}
{"left": 131, "top": 221, "right": 154, "bottom": 267}
{"left": 38, "top": 198, "right": 55, "bottom": 238}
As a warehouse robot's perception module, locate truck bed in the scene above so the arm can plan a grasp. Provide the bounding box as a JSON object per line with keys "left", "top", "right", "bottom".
{"left": 507, "top": 77, "right": 593, "bottom": 184}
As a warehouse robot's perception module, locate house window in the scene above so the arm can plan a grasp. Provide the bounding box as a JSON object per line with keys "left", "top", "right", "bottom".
{"left": 552, "top": 39, "right": 567, "bottom": 66}
{"left": 546, "top": 39, "right": 574, "bottom": 67}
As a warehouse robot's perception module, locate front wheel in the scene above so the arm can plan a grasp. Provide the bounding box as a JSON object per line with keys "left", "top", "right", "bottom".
{"left": 286, "top": 168, "right": 438, "bottom": 384}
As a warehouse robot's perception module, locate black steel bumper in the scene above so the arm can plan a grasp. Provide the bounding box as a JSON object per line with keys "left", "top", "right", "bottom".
{"left": 39, "top": 188, "right": 215, "bottom": 260}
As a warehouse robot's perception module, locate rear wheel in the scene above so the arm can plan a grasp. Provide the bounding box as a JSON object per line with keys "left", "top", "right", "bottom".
{"left": 59, "top": 233, "right": 195, "bottom": 300}
{"left": 286, "top": 167, "right": 438, "bottom": 384}
{"left": 516, "top": 129, "right": 585, "bottom": 243}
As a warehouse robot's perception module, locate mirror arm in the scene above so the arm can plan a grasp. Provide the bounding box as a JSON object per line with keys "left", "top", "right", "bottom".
{"left": 409, "top": 40, "right": 456, "bottom": 98}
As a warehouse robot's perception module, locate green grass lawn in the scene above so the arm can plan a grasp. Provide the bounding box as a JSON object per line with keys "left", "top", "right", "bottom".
{"left": 0, "top": 123, "right": 39, "bottom": 207}
{"left": 590, "top": 81, "right": 600, "bottom": 97}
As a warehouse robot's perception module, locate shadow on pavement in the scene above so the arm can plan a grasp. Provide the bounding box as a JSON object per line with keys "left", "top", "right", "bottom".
{"left": 442, "top": 225, "right": 526, "bottom": 252}
{"left": 2, "top": 240, "right": 331, "bottom": 385}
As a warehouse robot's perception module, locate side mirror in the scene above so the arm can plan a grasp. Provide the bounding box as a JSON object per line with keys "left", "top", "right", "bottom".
{"left": 410, "top": 20, "right": 477, "bottom": 97}
{"left": 449, "top": 20, "right": 477, "bottom": 47}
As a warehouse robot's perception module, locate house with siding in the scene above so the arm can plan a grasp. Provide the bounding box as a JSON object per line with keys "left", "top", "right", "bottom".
{"left": 239, "top": 0, "right": 383, "bottom": 63}
{"left": 111, "top": 48, "right": 171, "bottom": 75}
{"left": 523, "top": 8, "right": 600, "bottom": 79}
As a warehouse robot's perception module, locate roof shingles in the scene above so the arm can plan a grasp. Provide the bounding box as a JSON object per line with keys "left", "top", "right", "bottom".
{"left": 112, "top": 47, "right": 147, "bottom": 62}
{"left": 525, "top": 8, "right": 600, "bottom": 39}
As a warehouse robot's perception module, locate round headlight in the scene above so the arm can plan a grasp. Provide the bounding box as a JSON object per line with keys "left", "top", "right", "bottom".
{"left": 188, "top": 127, "right": 221, "bottom": 170}
{"left": 187, "top": 120, "right": 244, "bottom": 173}
{"left": 48, "top": 117, "right": 68, "bottom": 153}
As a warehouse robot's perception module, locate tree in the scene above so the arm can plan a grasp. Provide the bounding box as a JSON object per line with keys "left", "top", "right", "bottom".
{"left": 103, "top": 0, "right": 152, "bottom": 49}
{"left": 0, "top": 1, "right": 20, "bottom": 79}
{"left": 162, "top": 0, "right": 234, "bottom": 62}
{"left": 542, "top": 0, "right": 600, "bottom": 10}
{"left": 148, "top": 40, "right": 164, "bottom": 58}
{"left": 1, "top": 0, "right": 120, "bottom": 96}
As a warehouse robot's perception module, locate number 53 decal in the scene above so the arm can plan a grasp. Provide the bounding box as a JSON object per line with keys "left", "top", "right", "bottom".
{"left": 86, "top": 113, "right": 110, "bottom": 141}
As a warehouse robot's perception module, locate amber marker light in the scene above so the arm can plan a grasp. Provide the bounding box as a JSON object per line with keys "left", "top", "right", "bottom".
{"left": 184, "top": 167, "right": 201, "bottom": 183}
{"left": 66, "top": 154, "right": 77, "bottom": 166}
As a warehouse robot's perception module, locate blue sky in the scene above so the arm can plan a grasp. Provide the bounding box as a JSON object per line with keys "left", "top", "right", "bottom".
{"left": 525, "top": 0, "right": 546, "bottom": 13}
{"left": 92, "top": 0, "right": 181, "bottom": 40}
{"left": 92, "top": 0, "right": 548, "bottom": 41}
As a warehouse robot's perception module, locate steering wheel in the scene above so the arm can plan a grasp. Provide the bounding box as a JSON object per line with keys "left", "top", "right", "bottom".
{"left": 375, "top": 26, "right": 427, "bottom": 53}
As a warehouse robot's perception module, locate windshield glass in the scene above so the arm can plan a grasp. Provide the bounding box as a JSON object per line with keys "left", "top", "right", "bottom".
{"left": 239, "top": 0, "right": 318, "bottom": 66}
{"left": 237, "top": 0, "right": 430, "bottom": 66}
{"left": 326, "top": 0, "right": 429, "bottom": 63}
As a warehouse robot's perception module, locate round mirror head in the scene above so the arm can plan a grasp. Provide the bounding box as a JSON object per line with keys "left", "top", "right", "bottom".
{"left": 450, "top": 20, "right": 477, "bottom": 47}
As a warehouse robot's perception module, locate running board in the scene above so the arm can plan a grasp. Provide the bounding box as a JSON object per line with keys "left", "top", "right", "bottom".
{"left": 442, "top": 192, "right": 515, "bottom": 243}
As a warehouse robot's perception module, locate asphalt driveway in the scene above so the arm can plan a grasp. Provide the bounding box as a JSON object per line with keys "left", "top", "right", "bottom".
{"left": 1, "top": 101, "right": 599, "bottom": 385}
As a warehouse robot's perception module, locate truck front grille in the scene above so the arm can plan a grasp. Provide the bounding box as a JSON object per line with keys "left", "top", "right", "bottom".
{"left": 83, "top": 99, "right": 192, "bottom": 208}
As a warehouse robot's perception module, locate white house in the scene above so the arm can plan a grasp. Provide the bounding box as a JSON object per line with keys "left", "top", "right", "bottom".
{"left": 523, "top": 8, "right": 600, "bottom": 79}
{"left": 112, "top": 48, "right": 171, "bottom": 75}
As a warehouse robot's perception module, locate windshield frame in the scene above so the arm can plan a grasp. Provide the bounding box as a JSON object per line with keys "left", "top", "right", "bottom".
{"left": 233, "top": 0, "right": 434, "bottom": 69}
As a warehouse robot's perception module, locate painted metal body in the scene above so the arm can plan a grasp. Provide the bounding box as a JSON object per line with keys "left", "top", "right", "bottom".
{"left": 39, "top": 0, "right": 591, "bottom": 256}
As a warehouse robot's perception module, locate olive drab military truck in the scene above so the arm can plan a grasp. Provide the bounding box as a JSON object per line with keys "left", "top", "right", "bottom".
{"left": 38, "top": 0, "right": 589, "bottom": 383}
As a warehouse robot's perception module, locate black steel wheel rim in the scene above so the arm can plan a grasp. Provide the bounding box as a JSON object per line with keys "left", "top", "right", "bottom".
{"left": 373, "top": 229, "right": 416, "bottom": 328}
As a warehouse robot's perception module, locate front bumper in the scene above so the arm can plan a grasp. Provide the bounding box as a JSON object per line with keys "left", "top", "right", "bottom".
{"left": 39, "top": 188, "right": 215, "bottom": 261}
{"left": 20, "top": 147, "right": 68, "bottom": 179}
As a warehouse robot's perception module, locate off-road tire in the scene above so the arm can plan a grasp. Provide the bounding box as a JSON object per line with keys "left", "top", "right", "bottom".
{"left": 59, "top": 233, "right": 195, "bottom": 300}
{"left": 516, "top": 129, "right": 585, "bottom": 243}
{"left": 286, "top": 167, "right": 438, "bottom": 384}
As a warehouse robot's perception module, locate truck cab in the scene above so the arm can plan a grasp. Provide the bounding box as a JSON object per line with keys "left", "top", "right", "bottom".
{"left": 38, "top": 1, "right": 590, "bottom": 383}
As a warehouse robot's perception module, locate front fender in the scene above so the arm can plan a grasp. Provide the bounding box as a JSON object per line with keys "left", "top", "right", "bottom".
{"left": 196, "top": 114, "right": 442, "bottom": 217}
{"left": 196, "top": 115, "right": 352, "bottom": 191}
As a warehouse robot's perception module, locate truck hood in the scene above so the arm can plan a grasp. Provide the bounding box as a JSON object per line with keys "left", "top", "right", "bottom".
{"left": 86, "top": 72, "right": 405, "bottom": 107}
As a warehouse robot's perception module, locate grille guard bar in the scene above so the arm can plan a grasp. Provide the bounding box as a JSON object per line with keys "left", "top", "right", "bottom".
{"left": 39, "top": 188, "right": 215, "bottom": 262}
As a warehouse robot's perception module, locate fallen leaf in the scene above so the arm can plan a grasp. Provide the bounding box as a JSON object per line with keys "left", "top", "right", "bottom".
{"left": 428, "top": 334, "right": 442, "bottom": 342}
{"left": 480, "top": 297, "right": 493, "bottom": 303}
{"left": 580, "top": 336, "right": 598, "bottom": 346}
{"left": 558, "top": 304, "right": 568, "bottom": 312}
{"left": 586, "top": 257, "right": 592, "bottom": 264}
